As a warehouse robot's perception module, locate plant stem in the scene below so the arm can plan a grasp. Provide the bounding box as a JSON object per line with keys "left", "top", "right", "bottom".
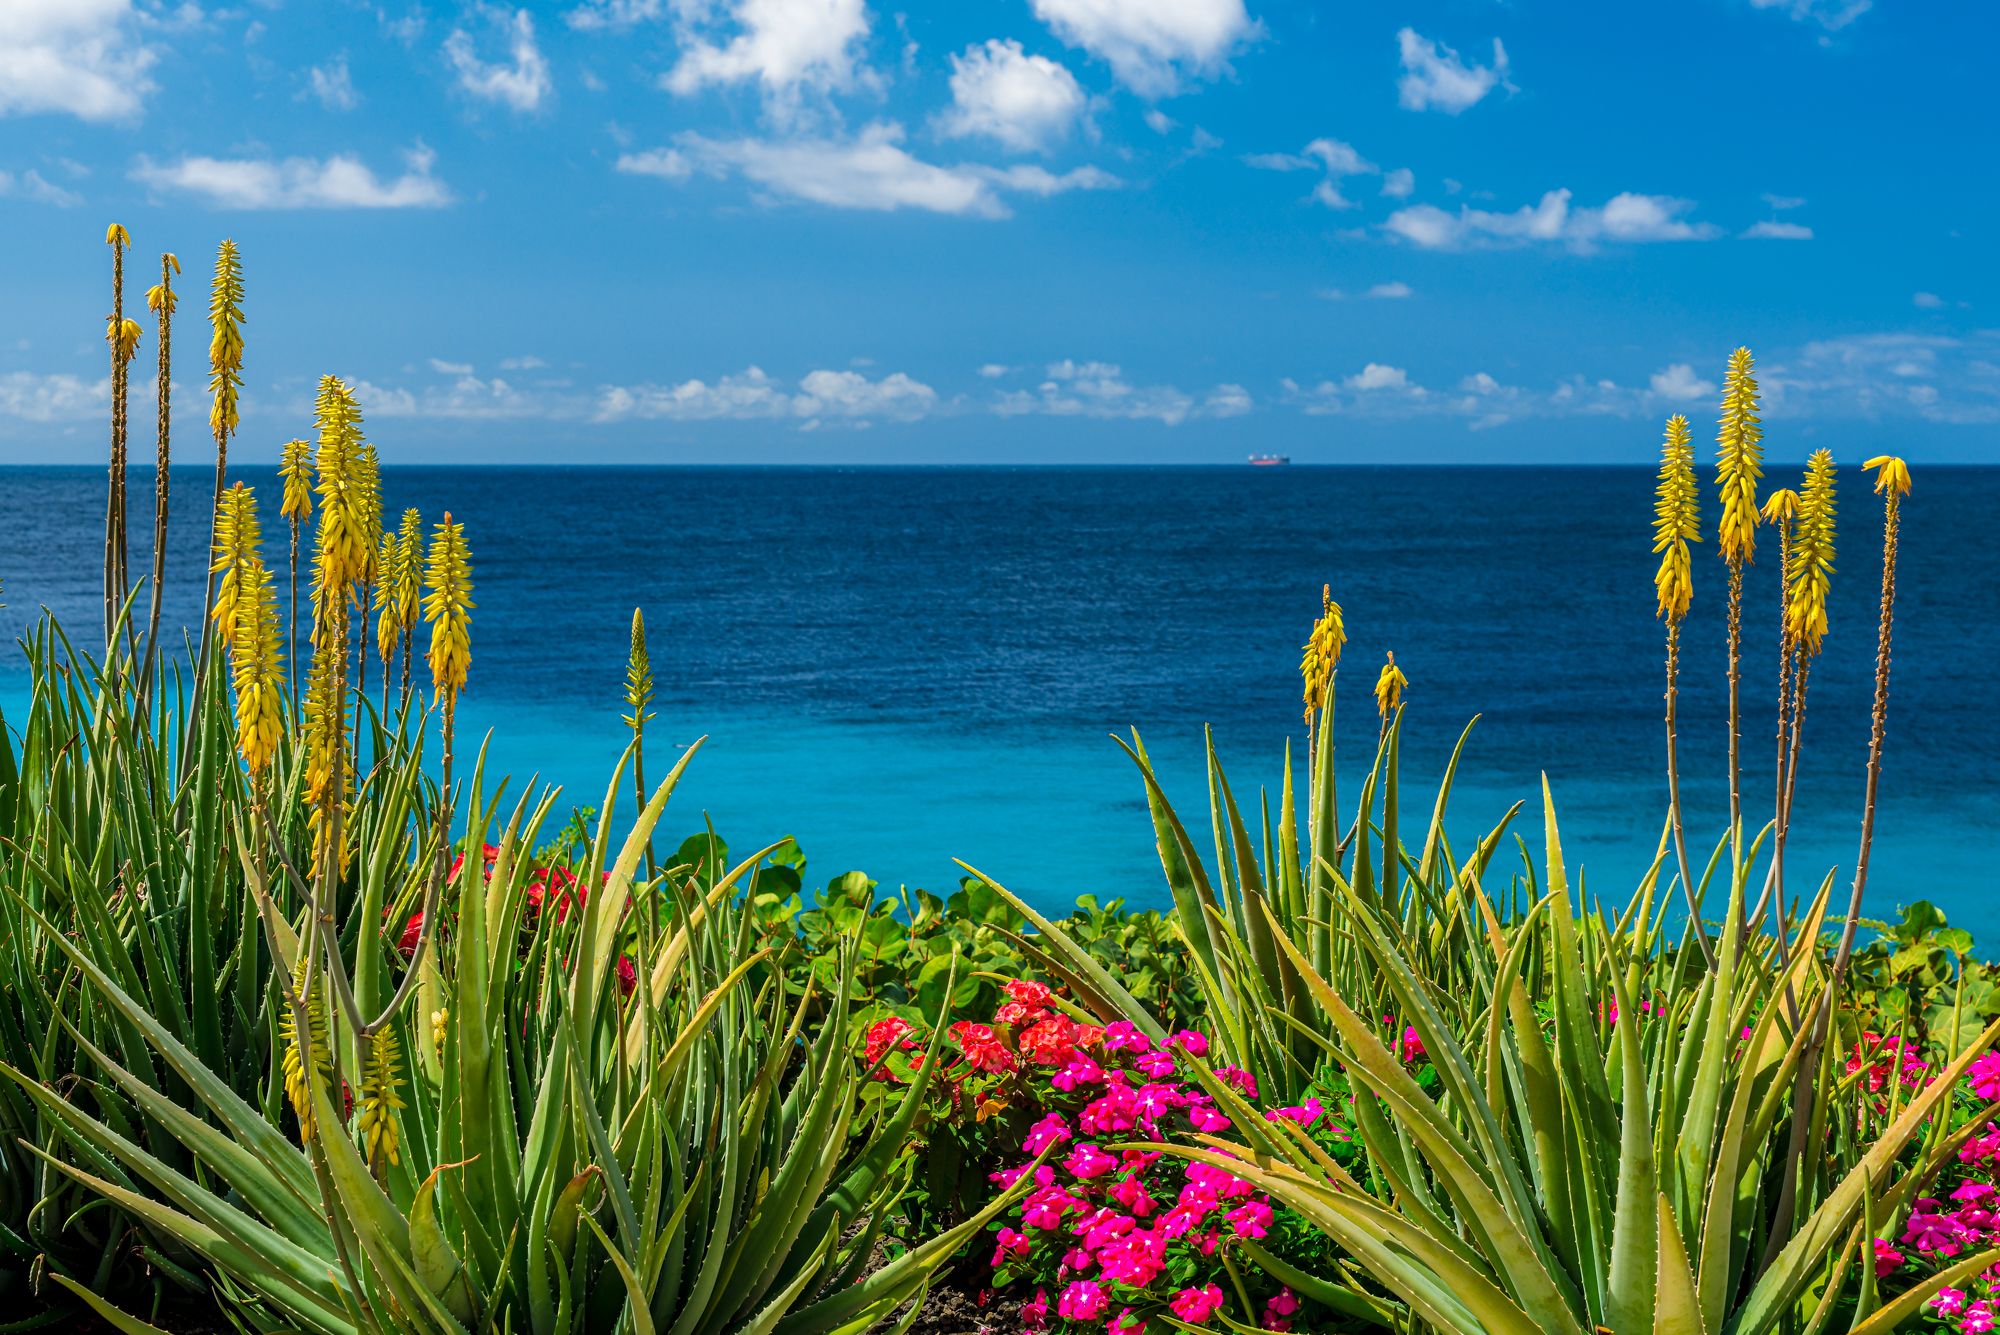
{"left": 1725, "top": 559, "right": 1745, "bottom": 912}
{"left": 1664, "top": 620, "right": 1715, "bottom": 966}
{"left": 141, "top": 255, "right": 172, "bottom": 700}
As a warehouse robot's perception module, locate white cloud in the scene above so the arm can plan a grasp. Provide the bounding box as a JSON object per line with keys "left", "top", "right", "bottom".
{"left": 429, "top": 358, "right": 475, "bottom": 376}
{"left": 622, "top": 123, "right": 1117, "bottom": 217}
{"left": 1762, "top": 192, "right": 1806, "bottom": 210}
{"left": 1912, "top": 292, "right": 1944, "bottom": 310}
{"left": 132, "top": 144, "right": 452, "bottom": 210}
{"left": 663, "top": 0, "right": 873, "bottom": 122}
{"left": 1245, "top": 137, "right": 1382, "bottom": 210}
{"left": 0, "top": 0, "right": 156, "bottom": 122}
{"left": 500, "top": 354, "right": 549, "bottom": 370}
{"left": 1384, "top": 189, "right": 1719, "bottom": 251}
{"left": 445, "top": 9, "right": 553, "bottom": 112}
{"left": 1380, "top": 167, "right": 1414, "bottom": 199}
{"left": 1143, "top": 108, "right": 1175, "bottom": 135}
{"left": 1743, "top": 220, "right": 1813, "bottom": 240}
{"left": 995, "top": 359, "right": 1238, "bottom": 425}
{"left": 1346, "top": 363, "right": 1414, "bottom": 392}
{"left": 567, "top": 0, "right": 664, "bottom": 28}
{"left": 1365, "top": 281, "right": 1413, "bottom": 299}
{"left": 938, "top": 39, "right": 1087, "bottom": 154}
{"left": 595, "top": 365, "right": 939, "bottom": 426}
{"left": 350, "top": 371, "right": 548, "bottom": 420}
{"left": 1648, "top": 363, "right": 1717, "bottom": 401}
{"left": 1748, "top": 0, "right": 1871, "bottom": 32}
{"left": 1396, "top": 28, "right": 1510, "bottom": 114}
{"left": 1029, "top": 0, "right": 1256, "bottom": 97}
{"left": 977, "top": 363, "right": 1014, "bottom": 378}
{"left": 0, "top": 169, "right": 83, "bottom": 207}
{"left": 305, "top": 55, "right": 360, "bottom": 111}
{"left": 0, "top": 371, "right": 107, "bottom": 421}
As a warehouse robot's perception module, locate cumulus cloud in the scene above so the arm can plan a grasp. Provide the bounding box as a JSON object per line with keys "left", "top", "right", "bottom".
{"left": 596, "top": 365, "right": 939, "bottom": 426}
{"left": 619, "top": 123, "right": 1116, "bottom": 217}
{"left": 662, "top": 0, "right": 874, "bottom": 123}
{"left": 1029, "top": 0, "right": 1256, "bottom": 97}
{"left": 0, "top": 0, "right": 156, "bottom": 122}
{"left": 994, "top": 358, "right": 1245, "bottom": 425}
{"left": 1395, "top": 28, "right": 1510, "bottom": 114}
{"left": 1380, "top": 167, "right": 1414, "bottom": 199}
{"left": 132, "top": 144, "right": 452, "bottom": 210}
{"left": 1649, "top": 363, "right": 1717, "bottom": 401}
{"left": 0, "top": 371, "right": 107, "bottom": 421}
{"left": 938, "top": 39, "right": 1088, "bottom": 153}
{"left": 1384, "top": 188, "right": 1719, "bottom": 251}
{"left": 1912, "top": 292, "right": 1944, "bottom": 310}
{"left": 1743, "top": 220, "right": 1813, "bottom": 240}
{"left": 445, "top": 9, "right": 553, "bottom": 112}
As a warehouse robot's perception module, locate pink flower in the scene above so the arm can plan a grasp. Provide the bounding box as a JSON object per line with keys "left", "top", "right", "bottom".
{"left": 1214, "top": 1066, "right": 1259, "bottom": 1099}
{"left": 1109, "top": 1174, "right": 1158, "bottom": 1218}
{"left": 616, "top": 954, "right": 637, "bottom": 998}
{"left": 1971, "top": 1053, "right": 2000, "bottom": 1102}
{"left": 1065, "top": 1144, "right": 1118, "bottom": 1179}
{"left": 1903, "top": 1211, "right": 1968, "bottom": 1257}
{"left": 1134, "top": 1050, "right": 1178, "bottom": 1079}
{"left": 1399, "top": 1026, "right": 1426, "bottom": 1064}
{"left": 1096, "top": 1229, "right": 1167, "bottom": 1287}
{"left": 1968, "top": 1304, "right": 1998, "bottom": 1335}
{"left": 1103, "top": 1021, "right": 1151, "bottom": 1055}
{"left": 1022, "top": 1186, "right": 1079, "bottom": 1231}
{"left": 1052, "top": 1056, "right": 1105, "bottom": 1092}
{"left": 1930, "top": 1288, "right": 1969, "bottom": 1319}
{"left": 1172, "top": 1030, "right": 1210, "bottom": 1057}
{"left": 1022, "top": 1289, "right": 1051, "bottom": 1329}
{"left": 1023, "top": 1113, "right": 1072, "bottom": 1155}
{"left": 1226, "top": 1201, "right": 1274, "bottom": 1240}
{"left": 1171, "top": 1285, "right": 1227, "bottom": 1324}
{"left": 1186, "top": 1101, "right": 1232, "bottom": 1133}
{"left": 1872, "top": 1237, "right": 1905, "bottom": 1277}
{"left": 1058, "top": 1281, "right": 1108, "bottom": 1322}
{"left": 1266, "top": 1288, "right": 1299, "bottom": 1318}
{"left": 1079, "top": 1085, "right": 1140, "bottom": 1136}
{"left": 990, "top": 1228, "right": 1030, "bottom": 1269}
{"left": 1265, "top": 1097, "right": 1324, "bottom": 1130}
{"left": 1108, "top": 1308, "right": 1147, "bottom": 1335}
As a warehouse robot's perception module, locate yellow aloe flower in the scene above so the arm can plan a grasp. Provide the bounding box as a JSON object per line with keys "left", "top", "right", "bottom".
{"left": 624, "top": 607, "right": 655, "bottom": 731}
{"left": 424, "top": 513, "right": 474, "bottom": 699}
{"left": 279, "top": 957, "right": 331, "bottom": 1139}
{"left": 1652, "top": 415, "right": 1700, "bottom": 622}
{"left": 1373, "top": 653, "right": 1408, "bottom": 719}
{"left": 1784, "top": 450, "right": 1837, "bottom": 654}
{"left": 208, "top": 240, "right": 245, "bottom": 437}
{"left": 358, "top": 1028, "right": 407, "bottom": 1171}
{"left": 229, "top": 555, "right": 285, "bottom": 775}
{"left": 1715, "top": 346, "right": 1763, "bottom": 565}
{"left": 1761, "top": 487, "right": 1800, "bottom": 524}
{"left": 279, "top": 438, "right": 314, "bottom": 523}
{"left": 209, "top": 483, "right": 262, "bottom": 646}
{"left": 1300, "top": 583, "right": 1345, "bottom": 722}
{"left": 1864, "top": 454, "right": 1912, "bottom": 498}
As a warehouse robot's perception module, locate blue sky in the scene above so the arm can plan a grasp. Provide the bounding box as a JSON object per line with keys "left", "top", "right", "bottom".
{"left": 0, "top": 0, "right": 1994, "bottom": 463}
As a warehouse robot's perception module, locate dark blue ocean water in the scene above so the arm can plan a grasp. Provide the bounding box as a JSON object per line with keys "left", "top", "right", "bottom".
{"left": 2, "top": 466, "right": 1994, "bottom": 935}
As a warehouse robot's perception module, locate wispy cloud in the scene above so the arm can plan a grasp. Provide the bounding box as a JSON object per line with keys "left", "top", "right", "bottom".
{"left": 1396, "top": 28, "right": 1512, "bottom": 114}
{"left": 1029, "top": 0, "right": 1258, "bottom": 97}
{"left": 1384, "top": 189, "right": 1720, "bottom": 251}
{"left": 132, "top": 144, "right": 452, "bottom": 210}
{"left": 0, "top": 168, "right": 82, "bottom": 207}
{"left": 618, "top": 123, "right": 1116, "bottom": 218}
{"left": 1747, "top": 0, "right": 1871, "bottom": 33}
{"left": 1742, "top": 220, "right": 1813, "bottom": 240}
{"left": 596, "top": 366, "right": 940, "bottom": 427}
{"left": 995, "top": 359, "right": 1248, "bottom": 425}
{"left": 304, "top": 54, "right": 360, "bottom": 111}
{"left": 445, "top": 9, "right": 553, "bottom": 113}
{"left": 1244, "top": 137, "right": 1405, "bottom": 210}
{"left": 0, "top": 371, "right": 106, "bottom": 421}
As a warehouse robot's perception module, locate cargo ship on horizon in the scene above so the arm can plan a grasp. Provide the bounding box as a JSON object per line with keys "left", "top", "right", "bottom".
{"left": 1248, "top": 453, "right": 1291, "bottom": 466}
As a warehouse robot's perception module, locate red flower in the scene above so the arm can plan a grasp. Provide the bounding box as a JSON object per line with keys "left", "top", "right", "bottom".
{"left": 397, "top": 912, "right": 425, "bottom": 957}
{"left": 950, "top": 1021, "right": 1017, "bottom": 1074}
{"left": 996, "top": 1000, "right": 1048, "bottom": 1027}
{"left": 616, "top": 955, "right": 637, "bottom": 998}
{"left": 1018, "top": 1016, "right": 1080, "bottom": 1067}
{"left": 1003, "top": 979, "right": 1054, "bottom": 1008}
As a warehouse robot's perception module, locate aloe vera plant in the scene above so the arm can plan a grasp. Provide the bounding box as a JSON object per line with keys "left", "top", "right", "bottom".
{"left": 7, "top": 741, "right": 1019, "bottom": 1334}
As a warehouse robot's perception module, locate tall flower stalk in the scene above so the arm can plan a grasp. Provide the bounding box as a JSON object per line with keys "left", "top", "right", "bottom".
{"left": 624, "top": 607, "right": 657, "bottom": 877}
{"left": 1300, "top": 583, "right": 1346, "bottom": 861}
{"left": 103, "top": 223, "right": 141, "bottom": 653}
{"left": 278, "top": 437, "right": 313, "bottom": 701}
{"left": 193, "top": 241, "right": 244, "bottom": 713}
{"left": 1748, "top": 486, "right": 1800, "bottom": 932}
{"left": 141, "top": 254, "right": 179, "bottom": 682}
{"left": 1715, "top": 346, "right": 1763, "bottom": 880}
{"left": 1775, "top": 450, "right": 1838, "bottom": 895}
{"left": 1652, "top": 414, "right": 1712, "bottom": 963}
{"left": 393, "top": 508, "right": 423, "bottom": 706}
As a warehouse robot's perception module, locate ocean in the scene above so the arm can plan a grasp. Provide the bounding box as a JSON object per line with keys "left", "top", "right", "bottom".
{"left": 2, "top": 465, "right": 1994, "bottom": 936}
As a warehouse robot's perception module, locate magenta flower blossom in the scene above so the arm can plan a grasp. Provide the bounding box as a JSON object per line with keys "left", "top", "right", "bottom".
{"left": 1052, "top": 1056, "right": 1106, "bottom": 1092}
{"left": 1214, "top": 1066, "right": 1259, "bottom": 1099}
{"left": 1968, "top": 1304, "right": 1998, "bottom": 1335}
{"left": 990, "top": 1228, "right": 1030, "bottom": 1268}
{"left": 1023, "top": 1112, "right": 1072, "bottom": 1155}
{"left": 1903, "top": 1210, "right": 1968, "bottom": 1257}
{"left": 1079, "top": 1084, "right": 1140, "bottom": 1136}
{"left": 1057, "top": 1281, "right": 1108, "bottom": 1322}
{"left": 1109, "top": 1173, "right": 1158, "bottom": 1218}
{"left": 1971, "top": 1053, "right": 2000, "bottom": 1101}
{"left": 1134, "top": 1050, "right": 1178, "bottom": 1079}
{"left": 1022, "top": 1289, "right": 1051, "bottom": 1329}
{"left": 1065, "top": 1143, "right": 1118, "bottom": 1179}
{"left": 1108, "top": 1307, "right": 1147, "bottom": 1335}
{"left": 1103, "top": 1021, "right": 1151, "bottom": 1055}
{"left": 1930, "top": 1288, "right": 1969, "bottom": 1319}
{"left": 1172, "top": 1030, "right": 1210, "bottom": 1057}
{"left": 1872, "top": 1237, "right": 1904, "bottom": 1277}
{"left": 1187, "top": 1101, "right": 1232, "bottom": 1133}
{"left": 1226, "top": 1200, "right": 1274, "bottom": 1240}
{"left": 1171, "top": 1284, "right": 1227, "bottom": 1323}
{"left": 1264, "top": 1096, "right": 1324, "bottom": 1130}
{"left": 1266, "top": 1288, "right": 1299, "bottom": 1317}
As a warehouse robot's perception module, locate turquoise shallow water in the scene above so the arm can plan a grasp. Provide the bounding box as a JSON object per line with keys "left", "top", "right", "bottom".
{"left": 1, "top": 465, "right": 1994, "bottom": 935}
